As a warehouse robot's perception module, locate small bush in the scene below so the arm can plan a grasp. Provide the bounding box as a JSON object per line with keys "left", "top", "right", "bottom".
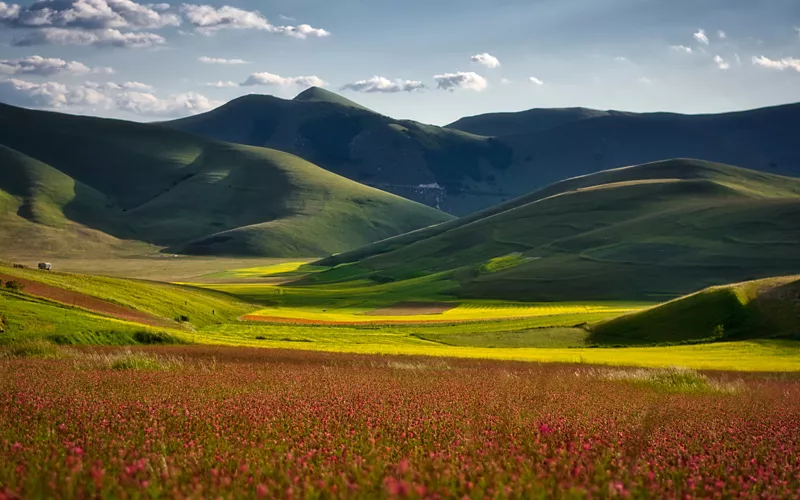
{"left": 133, "top": 330, "right": 179, "bottom": 345}
{"left": 4, "top": 280, "right": 24, "bottom": 292}
{"left": 176, "top": 315, "right": 190, "bottom": 323}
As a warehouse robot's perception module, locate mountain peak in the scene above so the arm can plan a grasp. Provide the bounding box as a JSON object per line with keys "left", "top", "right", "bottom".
{"left": 293, "top": 87, "right": 372, "bottom": 110}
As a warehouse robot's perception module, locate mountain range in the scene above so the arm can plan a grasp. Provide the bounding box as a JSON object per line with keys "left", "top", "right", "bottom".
{"left": 165, "top": 88, "right": 800, "bottom": 215}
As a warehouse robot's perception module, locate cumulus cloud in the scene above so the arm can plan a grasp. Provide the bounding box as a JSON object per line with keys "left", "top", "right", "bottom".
{"left": 694, "top": 29, "right": 709, "bottom": 45}
{"left": 752, "top": 55, "right": 800, "bottom": 72}
{"left": 0, "top": 0, "right": 180, "bottom": 29}
{"left": 115, "top": 90, "right": 220, "bottom": 116}
{"left": 470, "top": 53, "right": 500, "bottom": 69}
{"left": 0, "top": 77, "right": 219, "bottom": 116}
{"left": 528, "top": 76, "right": 544, "bottom": 86}
{"left": 13, "top": 27, "right": 165, "bottom": 47}
{"left": 198, "top": 56, "right": 248, "bottom": 64}
{"left": 638, "top": 77, "right": 653, "bottom": 84}
{"left": 718, "top": 30, "right": 727, "bottom": 40}
{"left": 179, "top": 4, "right": 329, "bottom": 38}
{"left": 614, "top": 56, "right": 628, "bottom": 62}
{"left": 500, "top": 78, "right": 512, "bottom": 84}
{"left": 0, "top": 55, "right": 112, "bottom": 75}
{"left": 205, "top": 80, "right": 237, "bottom": 87}
{"left": 340, "top": 76, "right": 425, "bottom": 93}
{"left": 713, "top": 55, "right": 730, "bottom": 70}
{"left": 240, "top": 72, "right": 326, "bottom": 87}
{"left": 434, "top": 71, "right": 487, "bottom": 92}
{"left": 671, "top": 45, "right": 693, "bottom": 53}
{"left": 0, "top": 78, "right": 111, "bottom": 108}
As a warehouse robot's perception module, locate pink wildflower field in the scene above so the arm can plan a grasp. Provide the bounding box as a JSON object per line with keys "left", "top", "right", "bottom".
{"left": 1, "top": 347, "right": 799, "bottom": 499}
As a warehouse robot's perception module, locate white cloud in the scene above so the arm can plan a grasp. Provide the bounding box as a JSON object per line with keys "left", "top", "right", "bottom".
{"left": 434, "top": 71, "right": 487, "bottom": 92}
{"left": 0, "top": 78, "right": 111, "bottom": 108}
{"left": 241, "top": 72, "right": 326, "bottom": 88}
{"left": 752, "top": 55, "right": 800, "bottom": 72}
{"left": 198, "top": 56, "right": 249, "bottom": 64}
{"left": 470, "top": 53, "right": 500, "bottom": 69}
{"left": 0, "top": 0, "right": 180, "bottom": 29}
{"left": 638, "top": 77, "right": 653, "bottom": 84}
{"left": 713, "top": 55, "right": 730, "bottom": 70}
{"left": 205, "top": 80, "right": 237, "bottom": 87}
{"left": 500, "top": 78, "right": 512, "bottom": 84}
{"left": 115, "top": 90, "right": 220, "bottom": 116}
{"left": 13, "top": 27, "right": 165, "bottom": 48}
{"left": 614, "top": 56, "right": 628, "bottom": 62}
{"left": 718, "top": 30, "right": 727, "bottom": 40}
{"left": 693, "top": 29, "right": 709, "bottom": 45}
{"left": 1, "top": 77, "right": 219, "bottom": 117}
{"left": 179, "top": 4, "right": 329, "bottom": 38}
{"left": 0, "top": 55, "right": 112, "bottom": 75}
{"left": 671, "top": 45, "right": 693, "bottom": 53}
{"left": 340, "top": 76, "right": 425, "bottom": 93}
{"left": 528, "top": 76, "right": 544, "bottom": 86}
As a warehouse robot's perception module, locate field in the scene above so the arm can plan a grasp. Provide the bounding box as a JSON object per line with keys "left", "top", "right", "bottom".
{"left": 1, "top": 347, "right": 799, "bottom": 498}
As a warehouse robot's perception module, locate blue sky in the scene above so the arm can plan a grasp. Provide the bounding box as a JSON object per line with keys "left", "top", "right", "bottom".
{"left": 0, "top": 0, "right": 799, "bottom": 124}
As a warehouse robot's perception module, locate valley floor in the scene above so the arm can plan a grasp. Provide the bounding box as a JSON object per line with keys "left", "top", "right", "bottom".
{"left": 1, "top": 258, "right": 799, "bottom": 372}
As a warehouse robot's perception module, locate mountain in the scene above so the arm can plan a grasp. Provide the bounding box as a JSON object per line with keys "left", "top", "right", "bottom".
{"left": 305, "top": 159, "right": 800, "bottom": 301}
{"left": 0, "top": 102, "right": 451, "bottom": 258}
{"left": 165, "top": 90, "right": 800, "bottom": 215}
{"left": 590, "top": 275, "right": 800, "bottom": 345}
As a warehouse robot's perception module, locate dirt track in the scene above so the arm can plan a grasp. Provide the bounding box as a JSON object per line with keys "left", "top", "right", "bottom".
{"left": 364, "top": 301, "right": 457, "bottom": 316}
{"left": 0, "top": 273, "right": 176, "bottom": 328}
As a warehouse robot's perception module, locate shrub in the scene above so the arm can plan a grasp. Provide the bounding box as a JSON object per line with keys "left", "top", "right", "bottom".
{"left": 4, "top": 280, "right": 24, "bottom": 292}
{"left": 176, "top": 315, "right": 190, "bottom": 323}
{"left": 133, "top": 330, "right": 179, "bottom": 345}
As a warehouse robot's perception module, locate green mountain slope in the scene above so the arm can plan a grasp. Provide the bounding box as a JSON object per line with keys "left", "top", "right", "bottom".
{"left": 0, "top": 103, "right": 451, "bottom": 258}
{"left": 165, "top": 90, "right": 800, "bottom": 215}
{"left": 590, "top": 275, "right": 800, "bottom": 345}
{"left": 306, "top": 160, "right": 800, "bottom": 301}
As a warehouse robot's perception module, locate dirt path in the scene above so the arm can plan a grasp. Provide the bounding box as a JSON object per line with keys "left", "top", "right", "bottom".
{"left": 363, "top": 301, "right": 457, "bottom": 316}
{"left": 0, "top": 273, "right": 176, "bottom": 328}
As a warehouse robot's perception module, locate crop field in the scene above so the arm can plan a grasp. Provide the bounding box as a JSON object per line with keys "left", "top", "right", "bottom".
{"left": 1, "top": 347, "right": 799, "bottom": 498}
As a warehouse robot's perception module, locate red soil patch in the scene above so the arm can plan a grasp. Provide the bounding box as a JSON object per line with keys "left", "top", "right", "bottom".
{"left": 0, "top": 273, "right": 175, "bottom": 328}
{"left": 364, "top": 301, "right": 457, "bottom": 316}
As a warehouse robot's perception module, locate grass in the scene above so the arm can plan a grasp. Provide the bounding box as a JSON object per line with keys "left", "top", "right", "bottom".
{"left": 0, "top": 102, "right": 451, "bottom": 259}
{"left": 591, "top": 366, "right": 744, "bottom": 394}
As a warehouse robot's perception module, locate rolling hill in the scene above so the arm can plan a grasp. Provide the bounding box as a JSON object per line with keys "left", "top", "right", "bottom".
{"left": 590, "top": 275, "right": 800, "bottom": 345}
{"left": 305, "top": 159, "right": 800, "bottom": 301}
{"left": 165, "top": 89, "right": 800, "bottom": 215}
{"left": 0, "top": 102, "right": 451, "bottom": 258}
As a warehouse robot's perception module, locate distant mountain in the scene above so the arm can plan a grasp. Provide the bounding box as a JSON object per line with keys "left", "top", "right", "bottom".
{"left": 306, "top": 159, "right": 800, "bottom": 301}
{"left": 0, "top": 103, "right": 451, "bottom": 258}
{"left": 165, "top": 88, "right": 513, "bottom": 214}
{"left": 165, "top": 89, "right": 800, "bottom": 215}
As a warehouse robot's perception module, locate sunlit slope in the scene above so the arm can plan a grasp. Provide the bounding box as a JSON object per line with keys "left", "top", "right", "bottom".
{"left": 590, "top": 275, "right": 800, "bottom": 345}
{"left": 307, "top": 160, "right": 800, "bottom": 300}
{"left": 0, "top": 103, "right": 451, "bottom": 257}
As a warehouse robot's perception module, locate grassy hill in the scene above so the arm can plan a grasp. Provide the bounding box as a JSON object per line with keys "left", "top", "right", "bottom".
{"left": 0, "top": 263, "right": 255, "bottom": 345}
{"left": 165, "top": 90, "right": 800, "bottom": 215}
{"left": 0, "top": 102, "right": 451, "bottom": 258}
{"left": 590, "top": 275, "right": 800, "bottom": 345}
{"left": 305, "top": 160, "right": 800, "bottom": 301}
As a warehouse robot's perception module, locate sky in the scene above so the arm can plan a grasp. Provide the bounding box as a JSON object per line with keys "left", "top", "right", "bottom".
{"left": 0, "top": 0, "right": 799, "bottom": 125}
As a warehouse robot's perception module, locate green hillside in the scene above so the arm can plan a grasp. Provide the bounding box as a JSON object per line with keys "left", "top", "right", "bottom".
{"left": 304, "top": 160, "right": 800, "bottom": 301}
{"left": 590, "top": 275, "right": 800, "bottom": 345}
{"left": 166, "top": 90, "right": 800, "bottom": 215}
{"left": 0, "top": 103, "right": 451, "bottom": 258}
{"left": 0, "top": 263, "right": 254, "bottom": 345}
